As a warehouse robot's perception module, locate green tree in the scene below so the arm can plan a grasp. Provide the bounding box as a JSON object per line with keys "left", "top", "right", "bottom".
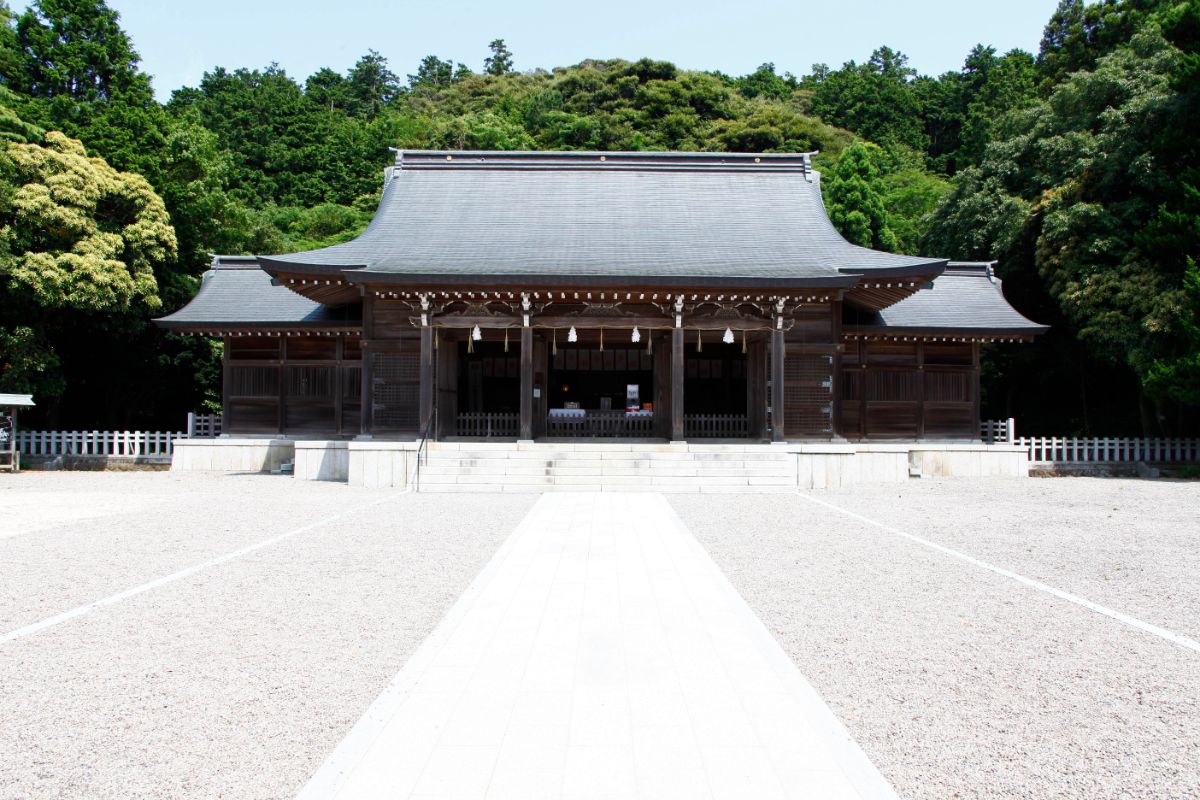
{"left": 409, "top": 55, "right": 457, "bottom": 89}
{"left": 4, "top": 131, "right": 174, "bottom": 309}
{"left": 1035, "top": 0, "right": 1166, "bottom": 90}
{"left": 483, "top": 39, "right": 514, "bottom": 76}
{"left": 927, "top": 22, "right": 1196, "bottom": 433}
{"left": 822, "top": 142, "right": 898, "bottom": 250}
{"left": 3, "top": 0, "right": 147, "bottom": 101}
{"left": 305, "top": 67, "right": 350, "bottom": 112}
{"left": 807, "top": 47, "right": 928, "bottom": 153}
{"left": 346, "top": 50, "right": 399, "bottom": 117}
{"left": 0, "top": 130, "right": 176, "bottom": 404}
{"left": 733, "top": 63, "right": 797, "bottom": 100}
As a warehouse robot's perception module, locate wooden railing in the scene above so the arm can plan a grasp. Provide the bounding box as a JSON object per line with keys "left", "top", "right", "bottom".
{"left": 980, "top": 418, "right": 1015, "bottom": 444}
{"left": 187, "top": 412, "right": 222, "bottom": 438}
{"left": 456, "top": 412, "right": 519, "bottom": 438}
{"left": 685, "top": 414, "right": 750, "bottom": 438}
{"left": 546, "top": 411, "right": 655, "bottom": 438}
{"left": 16, "top": 430, "right": 184, "bottom": 458}
{"left": 1019, "top": 436, "right": 1200, "bottom": 464}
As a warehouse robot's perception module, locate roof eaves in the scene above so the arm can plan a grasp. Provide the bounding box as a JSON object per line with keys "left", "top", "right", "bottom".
{"left": 341, "top": 269, "right": 860, "bottom": 289}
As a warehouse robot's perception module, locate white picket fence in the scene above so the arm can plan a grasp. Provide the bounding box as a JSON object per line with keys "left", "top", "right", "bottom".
{"left": 15, "top": 430, "right": 184, "bottom": 458}
{"left": 1018, "top": 436, "right": 1200, "bottom": 464}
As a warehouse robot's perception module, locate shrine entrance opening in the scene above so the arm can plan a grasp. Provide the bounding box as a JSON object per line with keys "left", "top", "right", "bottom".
{"left": 450, "top": 339, "right": 521, "bottom": 438}
{"left": 543, "top": 328, "right": 667, "bottom": 439}
{"left": 683, "top": 331, "right": 766, "bottom": 439}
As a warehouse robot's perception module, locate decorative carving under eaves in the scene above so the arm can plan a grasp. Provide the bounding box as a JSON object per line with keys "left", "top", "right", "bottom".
{"left": 565, "top": 302, "right": 631, "bottom": 318}
{"left": 441, "top": 301, "right": 513, "bottom": 318}
{"left": 689, "top": 302, "right": 768, "bottom": 322}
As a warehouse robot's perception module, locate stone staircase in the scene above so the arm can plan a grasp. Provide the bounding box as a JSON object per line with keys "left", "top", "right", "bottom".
{"left": 414, "top": 442, "right": 798, "bottom": 493}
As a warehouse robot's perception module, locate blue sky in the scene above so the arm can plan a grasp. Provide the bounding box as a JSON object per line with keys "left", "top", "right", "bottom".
{"left": 17, "top": 0, "right": 1062, "bottom": 99}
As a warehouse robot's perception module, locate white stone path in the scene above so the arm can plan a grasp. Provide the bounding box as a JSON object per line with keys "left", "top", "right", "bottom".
{"left": 297, "top": 492, "right": 898, "bottom": 800}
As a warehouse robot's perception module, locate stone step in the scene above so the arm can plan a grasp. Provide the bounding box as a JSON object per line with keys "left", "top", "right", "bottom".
{"left": 417, "top": 472, "right": 795, "bottom": 487}
{"left": 417, "top": 464, "right": 794, "bottom": 478}
{"left": 417, "top": 482, "right": 794, "bottom": 494}
{"left": 425, "top": 450, "right": 794, "bottom": 462}
{"left": 419, "top": 459, "right": 795, "bottom": 473}
{"left": 429, "top": 442, "right": 773, "bottom": 453}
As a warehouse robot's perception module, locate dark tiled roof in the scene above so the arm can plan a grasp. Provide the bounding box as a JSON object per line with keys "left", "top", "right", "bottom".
{"left": 846, "top": 263, "right": 1048, "bottom": 335}
{"left": 257, "top": 150, "right": 945, "bottom": 285}
{"left": 156, "top": 258, "right": 358, "bottom": 329}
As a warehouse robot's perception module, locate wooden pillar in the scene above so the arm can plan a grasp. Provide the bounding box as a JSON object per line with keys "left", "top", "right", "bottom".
{"left": 533, "top": 333, "right": 548, "bottom": 438}
{"left": 359, "top": 293, "right": 374, "bottom": 437}
{"left": 220, "top": 336, "right": 231, "bottom": 436}
{"left": 277, "top": 336, "right": 287, "bottom": 435}
{"left": 334, "top": 336, "right": 344, "bottom": 436}
{"left": 972, "top": 341, "right": 982, "bottom": 440}
{"left": 859, "top": 339, "right": 867, "bottom": 440}
{"left": 520, "top": 325, "right": 533, "bottom": 440}
{"left": 831, "top": 298, "right": 844, "bottom": 440}
{"left": 771, "top": 327, "right": 785, "bottom": 442}
{"left": 419, "top": 325, "right": 434, "bottom": 435}
{"left": 916, "top": 340, "right": 926, "bottom": 440}
{"left": 671, "top": 327, "right": 685, "bottom": 440}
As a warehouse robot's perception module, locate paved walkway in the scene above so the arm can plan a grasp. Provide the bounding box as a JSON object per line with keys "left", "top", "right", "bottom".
{"left": 297, "top": 493, "right": 898, "bottom": 800}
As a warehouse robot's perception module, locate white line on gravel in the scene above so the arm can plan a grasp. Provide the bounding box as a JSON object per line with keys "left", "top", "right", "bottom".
{"left": 0, "top": 496, "right": 397, "bottom": 646}
{"left": 798, "top": 492, "right": 1200, "bottom": 655}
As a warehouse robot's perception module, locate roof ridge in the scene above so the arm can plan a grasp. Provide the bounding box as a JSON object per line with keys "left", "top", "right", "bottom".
{"left": 394, "top": 149, "right": 816, "bottom": 175}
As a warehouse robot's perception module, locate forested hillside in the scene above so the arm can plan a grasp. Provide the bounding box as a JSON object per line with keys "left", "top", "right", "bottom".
{"left": 0, "top": 0, "right": 1195, "bottom": 434}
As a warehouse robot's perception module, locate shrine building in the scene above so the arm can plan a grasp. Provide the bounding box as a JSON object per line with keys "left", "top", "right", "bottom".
{"left": 158, "top": 150, "right": 1045, "bottom": 446}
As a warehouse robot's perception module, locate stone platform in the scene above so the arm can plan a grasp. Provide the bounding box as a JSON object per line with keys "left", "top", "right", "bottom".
{"left": 172, "top": 439, "right": 1029, "bottom": 490}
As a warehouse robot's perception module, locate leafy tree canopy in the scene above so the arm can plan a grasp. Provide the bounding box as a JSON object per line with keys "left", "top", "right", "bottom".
{"left": 3, "top": 130, "right": 175, "bottom": 310}
{"left": 483, "top": 39, "right": 513, "bottom": 76}
{"left": 821, "top": 141, "right": 898, "bottom": 251}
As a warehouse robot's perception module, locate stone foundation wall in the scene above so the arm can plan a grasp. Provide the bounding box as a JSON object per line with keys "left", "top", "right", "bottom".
{"left": 294, "top": 441, "right": 349, "bottom": 481}
{"left": 347, "top": 441, "right": 420, "bottom": 488}
{"left": 171, "top": 438, "right": 1029, "bottom": 489}
{"left": 170, "top": 438, "right": 294, "bottom": 473}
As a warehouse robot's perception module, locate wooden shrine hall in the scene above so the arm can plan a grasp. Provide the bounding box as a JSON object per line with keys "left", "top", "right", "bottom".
{"left": 158, "top": 150, "right": 1045, "bottom": 443}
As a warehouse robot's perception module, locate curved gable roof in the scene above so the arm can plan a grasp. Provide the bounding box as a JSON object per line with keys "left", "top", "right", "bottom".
{"left": 258, "top": 150, "right": 945, "bottom": 286}
{"left": 156, "top": 258, "right": 357, "bottom": 329}
{"left": 845, "top": 263, "right": 1049, "bottom": 336}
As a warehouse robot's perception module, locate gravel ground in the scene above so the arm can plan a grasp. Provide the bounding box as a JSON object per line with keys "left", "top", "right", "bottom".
{"left": 671, "top": 477, "right": 1200, "bottom": 800}
{"left": 0, "top": 472, "right": 534, "bottom": 800}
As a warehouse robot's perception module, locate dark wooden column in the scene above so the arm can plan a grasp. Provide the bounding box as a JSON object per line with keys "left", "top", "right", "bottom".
{"left": 334, "top": 336, "right": 344, "bottom": 436}
{"left": 972, "top": 341, "right": 982, "bottom": 439}
{"left": 671, "top": 327, "right": 685, "bottom": 440}
{"left": 359, "top": 293, "right": 374, "bottom": 437}
{"left": 916, "top": 340, "right": 926, "bottom": 440}
{"left": 830, "top": 297, "right": 844, "bottom": 440}
{"left": 419, "top": 325, "right": 434, "bottom": 435}
{"left": 220, "top": 336, "right": 231, "bottom": 436}
{"left": 277, "top": 336, "right": 287, "bottom": 435}
{"left": 750, "top": 338, "right": 769, "bottom": 440}
{"left": 771, "top": 327, "right": 785, "bottom": 442}
{"left": 520, "top": 325, "right": 533, "bottom": 440}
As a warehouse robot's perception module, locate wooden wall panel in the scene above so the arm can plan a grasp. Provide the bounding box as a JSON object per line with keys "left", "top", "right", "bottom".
{"left": 924, "top": 403, "right": 975, "bottom": 436}
{"left": 223, "top": 335, "right": 364, "bottom": 436}
{"left": 836, "top": 340, "right": 979, "bottom": 440}
{"left": 373, "top": 300, "right": 417, "bottom": 338}
{"left": 341, "top": 365, "right": 361, "bottom": 433}
{"left": 788, "top": 304, "right": 834, "bottom": 343}
{"left": 371, "top": 351, "right": 421, "bottom": 431}
{"left": 864, "top": 402, "right": 918, "bottom": 437}
{"left": 782, "top": 352, "right": 833, "bottom": 437}
{"left": 226, "top": 400, "right": 278, "bottom": 434}
{"left": 228, "top": 339, "right": 279, "bottom": 360}
{"left": 284, "top": 365, "right": 336, "bottom": 432}
{"left": 865, "top": 341, "right": 918, "bottom": 365}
